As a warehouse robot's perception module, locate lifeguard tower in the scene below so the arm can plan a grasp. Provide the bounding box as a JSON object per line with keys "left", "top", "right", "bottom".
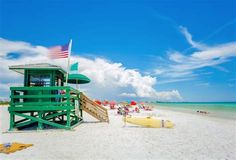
{"left": 8, "top": 63, "right": 109, "bottom": 131}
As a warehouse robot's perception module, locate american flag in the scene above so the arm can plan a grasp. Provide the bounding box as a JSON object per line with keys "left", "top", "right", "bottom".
{"left": 48, "top": 42, "right": 70, "bottom": 59}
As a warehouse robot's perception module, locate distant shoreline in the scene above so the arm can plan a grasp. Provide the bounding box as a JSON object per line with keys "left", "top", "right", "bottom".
{"left": 151, "top": 102, "right": 236, "bottom": 120}
{"left": 154, "top": 101, "right": 236, "bottom": 104}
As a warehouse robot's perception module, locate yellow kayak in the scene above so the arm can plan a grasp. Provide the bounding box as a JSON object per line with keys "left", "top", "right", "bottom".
{"left": 123, "top": 116, "right": 174, "bottom": 128}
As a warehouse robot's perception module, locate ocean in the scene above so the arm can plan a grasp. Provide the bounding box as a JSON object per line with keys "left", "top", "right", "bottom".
{"left": 151, "top": 102, "right": 236, "bottom": 120}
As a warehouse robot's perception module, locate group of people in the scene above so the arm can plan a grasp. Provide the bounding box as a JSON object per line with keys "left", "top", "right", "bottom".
{"left": 94, "top": 100, "right": 153, "bottom": 116}
{"left": 116, "top": 103, "right": 152, "bottom": 115}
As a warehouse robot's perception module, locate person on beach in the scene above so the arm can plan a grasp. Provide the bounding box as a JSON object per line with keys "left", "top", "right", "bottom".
{"left": 135, "top": 107, "right": 140, "bottom": 113}
{"left": 197, "top": 110, "right": 209, "bottom": 114}
{"left": 124, "top": 107, "right": 129, "bottom": 115}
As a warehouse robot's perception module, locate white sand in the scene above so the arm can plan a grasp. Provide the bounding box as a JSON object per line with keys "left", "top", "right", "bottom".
{"left": 1, "top": 105, "right": 236, "bottom": 160}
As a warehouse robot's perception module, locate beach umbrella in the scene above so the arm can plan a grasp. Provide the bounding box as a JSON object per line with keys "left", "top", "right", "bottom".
{"left": 94, "top": 100, "right": 102, "bottom": 105}
{"left": 109, "top": 101, "right": 116, "bottom": 105}
{"left": 102, "top": 100, "right": 109, "bottom": 106}
{"left": 67, "top": 74, "right": 90, "bottom": 84}
{"left": 66, "top": 73, "right": 90, "bottom": 89}
{"left": 109, "top": 101, "right": 116, "bottom": 109}
{"left": 130, "top": 101, "right": 137, "bottom": 105}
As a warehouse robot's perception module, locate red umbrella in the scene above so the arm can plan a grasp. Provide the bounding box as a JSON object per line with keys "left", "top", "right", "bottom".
{"left": 109, "top": 101, "right": 116, "bottom": 109}
{"left": 130, "top": 101, "right": 137, "bottom": 105}
{"left": 102, "top": 100, "right": 109, "bottom": 106}
{"left": 94, "top": 100, "right": 102, "bottom": 105}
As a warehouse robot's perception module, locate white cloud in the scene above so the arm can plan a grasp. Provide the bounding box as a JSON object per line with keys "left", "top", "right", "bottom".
{"left": 0, "top": 38, "right": 48, "bottom": 57}
{"left": 0, "top": 38, "right": 182, "bottom": 101}
{"left": 156, "top": 90, "right": 182, "bottom": 101}
{"left": 154, "top": 26, "right": 236, "bottom": 83}
{"left": 75, "top": 56, "right": 182, "bottom": 100}
{"left": 157, "top": 77, "right": 195, "bottom": 84}
{"left": 120, "top": 93, "right": 137, "bottom": 97}
{"left": 191, "top": 42, "right": 236, "bottom": 60}
{"left": 179, "top": 26, "right": 208, "bottom": 50}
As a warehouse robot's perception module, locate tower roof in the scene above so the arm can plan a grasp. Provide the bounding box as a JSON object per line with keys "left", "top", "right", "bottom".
{"left": 9, "top": 63, "right": 66, "bottom": 75}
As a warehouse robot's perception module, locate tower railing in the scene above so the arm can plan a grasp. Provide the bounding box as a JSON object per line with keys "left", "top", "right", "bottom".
{"left": 8, "top": 86, "right": 82, "bottom": 130}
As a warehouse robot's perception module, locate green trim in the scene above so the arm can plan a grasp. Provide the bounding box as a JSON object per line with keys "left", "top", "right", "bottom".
{"left": 15, "top": 120, "right": 36, "bottom": 128}
{"left": 11, "top": 94, "right": 68, "bottom": 98}
{"left": 38, "top": 111, "right": 43, "bottom": 130}
{"left": 11, "top": 102, "right": 72, "bottom": 106}
{"left": 45, "top": 111, "right": 67, "bottom": 120}
{"left": 8, "top": 106, "right": 73, "bottom": 111}
{"left": 8, "top": 80, "right": 82, "bottom": 131}
{"left": 9, "top": 67, "right": 67, "bottom": 75}
{"left": 14, "top": 111, "right": 69, "bottom": 129}
{"left": 13, "top": 112, "right": 70, "bottom": 130}
{"left": 10, "top": 86, "right": 70, "bottom": 90}
{"left": 9, "top": 112, "right": 15, "bottom": 131}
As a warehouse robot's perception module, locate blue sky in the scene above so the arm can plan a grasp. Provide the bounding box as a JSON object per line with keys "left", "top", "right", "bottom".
{"left": 0, "top": 0, "right": 236, "bottom": 102}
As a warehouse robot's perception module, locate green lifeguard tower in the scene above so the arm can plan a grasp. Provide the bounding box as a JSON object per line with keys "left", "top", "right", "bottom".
{"left": 8, "top": 63, "right": 109, "bottom": 131}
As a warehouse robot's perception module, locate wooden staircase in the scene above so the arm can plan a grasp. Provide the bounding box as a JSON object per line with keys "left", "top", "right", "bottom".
{"left": 80, "top": 93, "right": 109, "bottom": 122}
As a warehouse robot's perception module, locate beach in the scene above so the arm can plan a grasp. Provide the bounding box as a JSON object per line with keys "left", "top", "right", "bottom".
{"left": 1, "top": 105, "right": 236, "bottom": 160}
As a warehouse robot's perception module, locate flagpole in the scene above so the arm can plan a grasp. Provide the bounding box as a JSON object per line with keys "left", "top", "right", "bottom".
{"left": 66, "top": 39, "right": 72, "bottom": 86}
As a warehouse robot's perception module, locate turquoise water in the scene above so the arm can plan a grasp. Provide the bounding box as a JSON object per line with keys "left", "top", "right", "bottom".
{"left": 151, "top": 102, "right": 236, "bottom": 120}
